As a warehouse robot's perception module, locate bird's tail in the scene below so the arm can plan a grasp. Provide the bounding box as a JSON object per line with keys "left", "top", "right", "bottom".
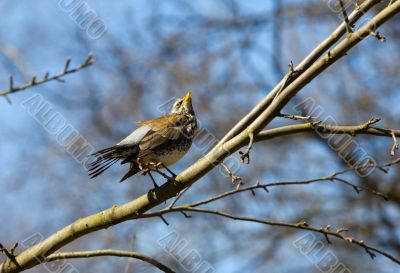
{"left": 120, "top": 162, "right": 141, "bottom": 182}
{"left": 87, "top": 144, "right": 138, "bottom": 179}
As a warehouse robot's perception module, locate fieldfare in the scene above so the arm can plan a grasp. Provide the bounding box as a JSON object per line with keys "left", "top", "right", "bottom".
{"left": 88, "top": 92, "right": 197, "bottom": 185}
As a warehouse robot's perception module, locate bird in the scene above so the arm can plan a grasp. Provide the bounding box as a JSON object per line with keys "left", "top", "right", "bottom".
{"left": 87, "top": 91, "right": 197, "bottom": 185}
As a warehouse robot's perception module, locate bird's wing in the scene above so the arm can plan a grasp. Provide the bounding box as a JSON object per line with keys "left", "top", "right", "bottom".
{"left": 137, "top": 114, "right": 187, "bottom": 156}
{"left": 137, "top": 114, "right": 184, "bottom": 131}
{"left": 118, "top": 125, "right": 152, "bottom": 145}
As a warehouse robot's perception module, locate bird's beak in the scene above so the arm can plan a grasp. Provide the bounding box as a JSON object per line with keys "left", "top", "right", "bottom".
{"left": 182, "top": 91, "right": 191, "bottom": 103}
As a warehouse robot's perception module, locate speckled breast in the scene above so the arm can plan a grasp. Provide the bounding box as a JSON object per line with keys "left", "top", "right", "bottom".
{"left": 144, "top": 138, "right": 192, "bottom": 166}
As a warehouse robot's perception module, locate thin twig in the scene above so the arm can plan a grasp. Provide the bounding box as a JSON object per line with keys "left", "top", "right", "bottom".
{"left": 0, "top": 53, "right": 94, "bottom": 97}
{"left": 45, "top": 250, "right": 175, "bottom": 273}
{"left": 338, "top": 0, "right": 353, "bottom": 33}
{"left": 239, "top": 131, "right": 254, "bottom": 164}
{"left": 140, "top": 207, "right": 400, "bottom": 265}
{"left": 390, "top": 130, "right": 398, "bottom": 156}
{"left": 220, "top": 162, "right": 244, "bottom": 186}
{"left": 180, "top": 163, "right": 392, "bottom": 209}
{"left": 277, "top": 113, "right": 314, "bottom": 121}
{"left": 0, "top": 243, "right": 21, "bottom": 270}
{"left": 167, "top": 185, "right": 192, "bottom": 209}
{"left": 274, "top": 61, "right": 299, "bottom": 99}
{"left": 370, "top": 31, "right": 387, "bottom": 42}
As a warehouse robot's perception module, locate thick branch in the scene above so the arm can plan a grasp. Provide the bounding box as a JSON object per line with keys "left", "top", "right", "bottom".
{"left": 45, "top": 250, "right": 174, "bottom": 273}
{"left": 255, "top": 122, "right": 400, "bottom": 142}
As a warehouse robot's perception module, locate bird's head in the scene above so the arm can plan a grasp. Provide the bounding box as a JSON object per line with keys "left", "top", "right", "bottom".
{"left": 171, "top": 91, "right": 195, "bottom": 116}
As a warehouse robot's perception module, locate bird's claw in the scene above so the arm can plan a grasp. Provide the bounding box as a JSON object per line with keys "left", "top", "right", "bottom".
{"left": 138, "top": 161, "right": 176, "bottom": 184}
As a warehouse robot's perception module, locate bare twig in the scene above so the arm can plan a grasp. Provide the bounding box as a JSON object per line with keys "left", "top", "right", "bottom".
{"left": 173, "top": 162, "right": 393, "bottom": 210}
{"left": 140, "top": 207, "right": 400, "bottom": 264}
{"left": 0, "top": 244, "right": 20, "bottom": 270}
{"left": 0, "top": 53, "right": 94, "bottom": 97}
{"left": 390, "top": 130, "right": 398, "bottom": 156}
{"left": 277, "top": 113, "right": 314, "bottom": 121}
{"left": 370, "top": 31, "right": 387, "bottom": 42}
{"left": 239, "top": 131, "right": 254, "bottom": 164}
{"left": 220, "top": 162, "right": 244, "bottom": 186}
{"left": 274, "top": 61, "right": 299, "bottom": 99}
{"left": 167, "top": 185, "right": 192, "bottom": 209}
{"left": 45, "top": 250, "right": 175, "bottom": 273}
{"left": 338, "top": 0, "right": 353, "bottom": 33}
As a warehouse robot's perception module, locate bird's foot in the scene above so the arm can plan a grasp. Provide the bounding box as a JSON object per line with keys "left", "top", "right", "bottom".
{"left": 149, "top": 162, "right": 177, "bottom": 177}
{"left": 148, "top": 172, "right": 159, "bottom": 188}
{"left": 154, "top": 169, "right": 176, "bottom": 183}
{"left": 137, "top": 162, "right": 160, "bottom": 189}
{"left": 140, "top": 162, "right": 176, "bottom": 184}
{"left": 140, "top": 167, "right": 151, "bottom": 176}
{"left": 146, "top": 162, "right": 177, "bottom": 183}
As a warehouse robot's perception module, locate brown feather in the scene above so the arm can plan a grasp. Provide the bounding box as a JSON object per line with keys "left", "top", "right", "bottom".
{"left": 136, "top": 114, "right": 188, "bottom": 158}
{"left": 137, "top": 114, "right": 185, "bottom": 131}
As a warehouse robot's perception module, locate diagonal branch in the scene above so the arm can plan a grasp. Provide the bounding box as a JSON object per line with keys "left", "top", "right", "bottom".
{"left": 45, "top": 249, "right": 174, "bottom": 273}
{"left": 0, "top": 244, "right": 20, "bottom": 270}
{"left": 338, "top": 0, "right": 353, "bottom": 33}
{"left": 0, "top": 54, "right": 94, "bottom": 98}
{"left": 167, "top": 184, "right": 192, "bottom": 209}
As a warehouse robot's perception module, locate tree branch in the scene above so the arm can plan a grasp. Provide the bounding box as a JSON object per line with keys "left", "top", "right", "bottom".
{"left": 218, "top": 0, "right": 380, "bottom": 143}
{"left": 140, "top": 207, "right": 400, "bottom": 264}
{"left": 45, "top": 249, "right": 174, "bottom": 273}
{"left": 0, "top": 244, "right": 20, "bottom": 270}
{"left": 255, "top": 120, "right": 400, "bottom": 143}
{"left": 244, "top": 3, "right": 400, "bottom": 139}
{"left": 338, "top": 0, "right": 353, "bottom": 33}
{"left": 0, "top": 54, "right": 94, "bottom": 98}
{"left": 179, "top": 172, "right": 391, "bottom": 210}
